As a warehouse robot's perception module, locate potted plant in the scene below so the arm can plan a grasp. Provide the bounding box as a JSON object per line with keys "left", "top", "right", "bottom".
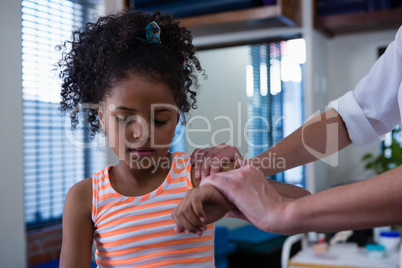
{"left": 362, "top": 125, "right": 402, "bottom": 175}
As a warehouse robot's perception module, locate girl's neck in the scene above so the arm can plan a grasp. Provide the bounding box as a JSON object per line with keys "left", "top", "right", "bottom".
{"left": 111, "top": 153, "right": 173, "bottom": 197}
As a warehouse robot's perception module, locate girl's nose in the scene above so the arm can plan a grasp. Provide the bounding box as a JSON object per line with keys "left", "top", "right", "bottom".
{"left": 132, "top": 117, "right": 149, "bottom": 141}
{"left": 133, "top": 124, "right": 143, "bottom": 140}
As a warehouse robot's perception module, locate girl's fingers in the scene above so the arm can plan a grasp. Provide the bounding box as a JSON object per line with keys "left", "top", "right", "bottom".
{"left": 172, "top": 205, "right": 187, "bottom": 233}
{"left": 190, "top": 192, "right": 207, "bottom": 226}
{"left": 172, "top": 191, "right": 207, "bottom": 235}
{"left": 174, "top": 224, "right": 184, "bottom": 233}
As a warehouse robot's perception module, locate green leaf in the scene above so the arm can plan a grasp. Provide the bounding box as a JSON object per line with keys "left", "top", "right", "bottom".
{"left": 362, "top": 153, "right": 373, "bottom": 160}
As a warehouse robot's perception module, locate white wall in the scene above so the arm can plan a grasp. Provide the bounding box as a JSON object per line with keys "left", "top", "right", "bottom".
{"left": 103, "top": 0, "right": 124, "bottom": 14}
{"left": 0, "top": 1, "right": 27, "bottom": 267}
{"left": 326, "top": 29, "right": 399, "bottom": 187}
{"left": 185, "top": 46, "right": 249, "bottom": 156}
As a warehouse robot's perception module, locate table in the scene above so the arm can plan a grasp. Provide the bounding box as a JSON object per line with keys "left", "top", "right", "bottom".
{"left": 289, "top": 243, "right": 399, "bottom": 268}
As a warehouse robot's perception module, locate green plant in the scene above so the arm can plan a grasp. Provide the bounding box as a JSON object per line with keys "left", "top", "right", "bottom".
{"left": 362, "top": 125, "right": 402, "bottom": 175}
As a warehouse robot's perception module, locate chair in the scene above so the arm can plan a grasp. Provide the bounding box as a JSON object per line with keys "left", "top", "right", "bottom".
{"left": 281, "top": 233, "right": 309, "bottom": 268}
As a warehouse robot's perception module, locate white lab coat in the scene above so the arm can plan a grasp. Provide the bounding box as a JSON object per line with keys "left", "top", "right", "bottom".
{"left": 328, "top": 26, "right": 402, "bottom": 147}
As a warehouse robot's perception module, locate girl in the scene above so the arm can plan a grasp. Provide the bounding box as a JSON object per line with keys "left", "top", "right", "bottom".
{"left": 58, "top": 10, "right": 232, "bottom": 267}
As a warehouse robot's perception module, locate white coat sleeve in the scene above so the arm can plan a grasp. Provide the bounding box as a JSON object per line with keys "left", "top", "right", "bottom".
{"left": 328, "top": 26, "right": 402, "bottom": 147}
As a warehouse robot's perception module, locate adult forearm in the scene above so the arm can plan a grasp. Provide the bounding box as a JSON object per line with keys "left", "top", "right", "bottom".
{"left": 277, "top": 166, "right": 402, "bottom": 234}
{"left": 252, "top": 109, "right": 352, "bottom": 177}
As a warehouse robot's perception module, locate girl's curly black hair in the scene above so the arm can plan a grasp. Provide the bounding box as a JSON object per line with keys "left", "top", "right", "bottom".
{"left": 58, "top": 10, "right": 204, "bottom": 136}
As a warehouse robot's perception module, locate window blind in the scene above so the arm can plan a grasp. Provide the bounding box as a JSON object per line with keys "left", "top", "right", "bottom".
{"left": 247, "top": 40, "right": 305, "bottom": 186}
{"left": 22, "top": 0, "right": 106, "bottom": 228}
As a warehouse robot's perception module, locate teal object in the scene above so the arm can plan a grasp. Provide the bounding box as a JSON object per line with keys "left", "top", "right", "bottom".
{"left": 366, "top": 244, "right": 386, "bottom": 250}
{"left": 365, "top": 243, "right": 386, "bottom": 258}
{"left": 228, "top": 225, "right": 287, "bottom": 252}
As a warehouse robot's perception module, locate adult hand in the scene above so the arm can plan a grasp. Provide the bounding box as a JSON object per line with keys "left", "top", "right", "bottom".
{"left": 191, "top": 143, "right": 245, "bottom": 180}
{"left": 200, "top": 165, "right": 291, "bottom": 234}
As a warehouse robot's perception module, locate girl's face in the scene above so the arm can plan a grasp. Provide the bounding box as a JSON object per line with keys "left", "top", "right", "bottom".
{"left": 98, "top": 73, "right": 179, "bottom": 169}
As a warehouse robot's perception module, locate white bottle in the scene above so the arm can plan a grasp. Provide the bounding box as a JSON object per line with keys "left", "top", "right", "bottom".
{"left": 378, "top": 231, "right": 400, "bottom": 254}
{"left": 374, "top": 226, "right": 391, "bottom": 244}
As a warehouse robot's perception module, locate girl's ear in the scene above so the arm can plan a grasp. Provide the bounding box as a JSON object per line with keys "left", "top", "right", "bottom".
{"left": 176, "top": 113, "right": 180, "bottom": 125}
{"left": 97, "top": 103, "right": 105, "bottom": 130}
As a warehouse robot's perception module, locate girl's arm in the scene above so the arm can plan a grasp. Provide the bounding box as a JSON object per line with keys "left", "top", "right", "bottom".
{"left": 60, "top": 178, "right": 94, "bottom": 268}
{"left": 172, "top": 185, "right": 235, "bottom": 235}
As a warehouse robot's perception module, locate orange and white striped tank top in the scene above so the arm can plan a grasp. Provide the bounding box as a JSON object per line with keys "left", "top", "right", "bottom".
{"left": 91, "top": 152, "right": 214, "bottom": 267}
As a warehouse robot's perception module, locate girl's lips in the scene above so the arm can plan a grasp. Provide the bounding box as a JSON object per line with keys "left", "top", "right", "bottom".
{"left": 129, "top": 148, "right": 154, "bottom": 157}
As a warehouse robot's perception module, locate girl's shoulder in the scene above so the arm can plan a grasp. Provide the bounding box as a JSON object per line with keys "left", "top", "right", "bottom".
{"left": 64, "top": 177, "right": 92, "bottom": 224}
{"left": 66, "top": 178, "right": 92, "bottom": 207}
{"left": 172, "top": 151, "right": 191, "bottom": 159}
{"left": 172, "top": 151, "right": 192, "bottom": 169}
{"left": 91, "top": 166, "right": 113, "bottom": 186}
{"left": 172, "top": 151, "right": 192, "bottom": 163}
{"left": 171, "top": 151, "right": 199, "bottom": 187}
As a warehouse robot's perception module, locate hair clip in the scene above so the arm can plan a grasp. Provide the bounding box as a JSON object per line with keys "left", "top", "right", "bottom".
{"left": 145, "top": 21, "right": 161, "bottom": 44}
{"left": 181, "top": 51, "right": 186, "bottom": 70}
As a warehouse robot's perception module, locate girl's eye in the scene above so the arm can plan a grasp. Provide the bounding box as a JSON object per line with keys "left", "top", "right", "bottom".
{"left": 116, "top": 116, "right": 135, "bottom": 123}
{"left": 154, "top": 120, "right": 168, "bottom": 125}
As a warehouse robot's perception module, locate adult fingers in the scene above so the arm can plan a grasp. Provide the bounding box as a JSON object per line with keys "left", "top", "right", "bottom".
{"left": 200, "top": 172, "right": 239, "bottom": 204}
{"left": 192, "top": 146, "right": 224, "bottom": 180}
{"left": 199, "top": 143, "right": 242, "bottom": 178}
{"left": 201, "top": 165, "right": 263, "bottom": 204}
{"left": 208, "top": 166, "right": 280, "bottom": 231}
{"left": 235, "top": 157, "right": 248, "bottom": 168}
{"left": 209, "top": 145, "right": 244, "bottom": 175}
{"left": 191, "top": 148, "right": 203, "bottom": 180}
{"left": 200, "top": 144, "right": 229, "bottom": 178}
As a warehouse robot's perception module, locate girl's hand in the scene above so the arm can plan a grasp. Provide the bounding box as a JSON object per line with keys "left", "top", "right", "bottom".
{"left": 191, "top": 143, "right": 245, "bottom": 180}
{"left": 172, "top": 185, "right": 235, "bottom": 236}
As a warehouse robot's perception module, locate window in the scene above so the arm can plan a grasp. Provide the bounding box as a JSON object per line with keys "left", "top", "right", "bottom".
{"left": 247, "top": 39, "right": 305, "bottom": 186}
{"left": 22, "top": 0, "right": 106, "bottom": 228}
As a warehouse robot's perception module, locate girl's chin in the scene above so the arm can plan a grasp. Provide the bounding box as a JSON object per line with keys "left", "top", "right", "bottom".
{"left": 128, "top": 162, "right": 156, "bottom": 170}
{"left": 124, "top": 154, "right": 172, "bottom": 170}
